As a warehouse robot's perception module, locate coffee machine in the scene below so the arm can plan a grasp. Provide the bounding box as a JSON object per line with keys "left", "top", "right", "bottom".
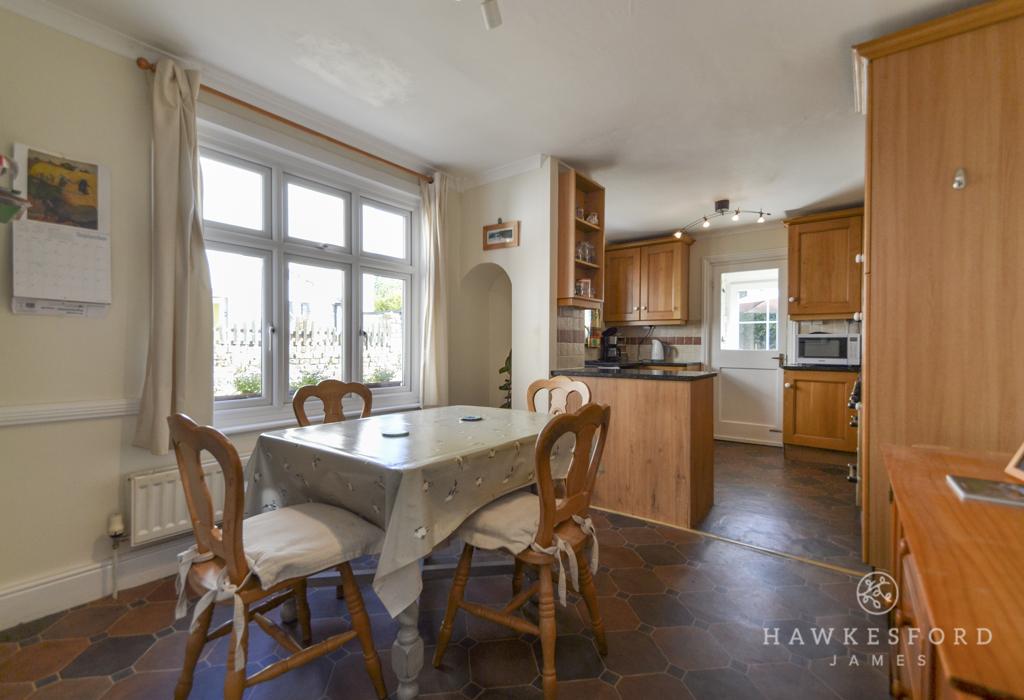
{"left": 600, "top": 327, "right": 622, "bottom": 363}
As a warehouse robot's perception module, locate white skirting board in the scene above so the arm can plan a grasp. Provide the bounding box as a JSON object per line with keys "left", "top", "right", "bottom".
{"left": 0, "top": 536, "right": 187, "bottom": 631}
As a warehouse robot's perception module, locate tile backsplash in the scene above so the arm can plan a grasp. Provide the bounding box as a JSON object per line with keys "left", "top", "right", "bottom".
{"left": 614, "top": 325, "right": 703, "bottom": 363}
{"left": 556, "top": 307, "right": 586, "bottom": 368}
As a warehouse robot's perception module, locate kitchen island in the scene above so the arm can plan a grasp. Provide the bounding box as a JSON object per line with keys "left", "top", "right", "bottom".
{"left": 551, "top": 365, "right": 716, "bottom": 528}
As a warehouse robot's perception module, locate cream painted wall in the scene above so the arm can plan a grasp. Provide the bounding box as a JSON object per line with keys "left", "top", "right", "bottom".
{"left": 686, "top": 222, "right": 788, "bottom": 322}
{"left": 448, "top": 159, "right": 557, "bottom": 410}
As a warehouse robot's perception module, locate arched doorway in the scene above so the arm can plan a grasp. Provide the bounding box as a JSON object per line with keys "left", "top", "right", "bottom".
{"left": 450, "top": 263, "right": 512, "bottom": 407}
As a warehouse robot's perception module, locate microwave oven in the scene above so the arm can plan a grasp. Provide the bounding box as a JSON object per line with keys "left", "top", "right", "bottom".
{"left": 795, "top": 333, "right": 861, "bottom": 366}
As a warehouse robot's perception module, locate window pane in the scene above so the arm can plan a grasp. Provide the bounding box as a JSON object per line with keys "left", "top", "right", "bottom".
{"left": 720, "top": 268, "right": 779, "bottom": 351}
{"left": 200, "top": 155, "right": 265, "bottom": 231}
{"left": 362, "top": 202, "right": 407, "bottom": 259}
{"left": 361, "top": 273, "right": 405, "bottom": 386}
{"left": 209, "top": 250, "right": 264, "bottom": 399}
{"left": 287, "top": 181, "right": 346, "bottom": 247}
{"left": 288, "top": 262, "right": 346, "bottom": 392}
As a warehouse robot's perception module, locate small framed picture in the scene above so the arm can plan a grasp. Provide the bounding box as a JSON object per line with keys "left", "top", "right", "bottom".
{"left": 482, "top": 220, "right": 520, "bottom": 250}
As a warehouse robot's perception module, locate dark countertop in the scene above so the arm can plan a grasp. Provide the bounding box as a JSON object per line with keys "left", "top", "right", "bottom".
{"left": 553, "top": 367, "right": 717, "bottom": 382}
{"left": 782, "top": 364, "right": 860, "bottom": 373}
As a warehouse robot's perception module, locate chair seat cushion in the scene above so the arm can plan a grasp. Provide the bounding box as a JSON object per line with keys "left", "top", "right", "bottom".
{"left": 458, "top": 490, "right": 540, "bottom": 555}
{"left": 243, "top": 502, "right": 383, "bottom": 588}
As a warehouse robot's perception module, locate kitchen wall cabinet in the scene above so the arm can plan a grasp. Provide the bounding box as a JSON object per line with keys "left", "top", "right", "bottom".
{"left": 604, "top": 236, "right": 692, "bottom": 325}
{"left": 782, "top": 370, "right": 857, "bottom": 453}
{"left": 855, "top": 2, "right": 1024, "bottom": 570}
{"left": 784, "top": 209, "right": 863, "bottom": 319}
{"left": 604, "top": 248, "right": 641, "bottom": 322}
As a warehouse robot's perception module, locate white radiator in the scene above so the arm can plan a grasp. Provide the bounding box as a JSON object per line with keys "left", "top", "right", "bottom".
{"left": 127, "top": 463, "right": 225, "bottom": 547}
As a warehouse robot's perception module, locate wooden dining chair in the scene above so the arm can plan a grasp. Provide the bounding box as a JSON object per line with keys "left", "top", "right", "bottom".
{"left": 526, "top": 376, "right": 591, "bottom": 415}
{"left": 433, "top": 403, "right": 612, "bottom": 699}
{"left": 292, "top": 379, "right": 373, "bottom": 426}
{"left": 167, "top": 414, "right": 387, "bottom": 700}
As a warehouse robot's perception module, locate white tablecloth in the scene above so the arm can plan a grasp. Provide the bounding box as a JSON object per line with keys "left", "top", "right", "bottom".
{"left": 244, "top": 405, "right": 568, "bottom": 617}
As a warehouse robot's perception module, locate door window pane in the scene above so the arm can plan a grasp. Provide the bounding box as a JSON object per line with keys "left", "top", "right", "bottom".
{"left": 200, "top": 155, "right": 265, "bottom": 231}
{"left": 362, "top": 202, "right": 407, "bottom": 259}
{"left": 720, "top": 268, "right": 779, "bottom": 351}
{"left": 361, "top": 273, "right": 405, "bottom": 386}
{"left": 209, "top": 249, "right": 265, "bottom": 399}
{"left": 287, "top": 180, "right": 346, "bottom": 247}
{"left": 288, "top": 262, "right": 346, "bottom": 392}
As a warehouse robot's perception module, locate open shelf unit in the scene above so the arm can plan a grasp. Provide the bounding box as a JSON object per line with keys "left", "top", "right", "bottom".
{"left": 557, "top": 165, "right": 605, "bottom": 308}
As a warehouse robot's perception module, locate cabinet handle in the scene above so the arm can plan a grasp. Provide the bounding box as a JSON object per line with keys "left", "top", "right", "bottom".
{"left": 788, "top": 296, "right": 797, "bottom": 303}
{"left": 641, "top": 306, "right": 648, "bottom": 311}
{"left": 855, "top": 253, "right": 865, "bottom": 264}
{"left": 784, "top": 382, "right": 793, "bottom": 389}
{"left": 853, "top": 312, "right": 863, "bottom": 322}
{"left": 952, "top": 167, "right": 966, "bottom": 190}
{"left": 633, "top": 306, "right": 640, "bottom": 312}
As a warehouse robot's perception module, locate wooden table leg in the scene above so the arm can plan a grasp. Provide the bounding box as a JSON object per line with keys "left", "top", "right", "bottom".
{"left": 392, "top": 600, "right": 423, "bottom": 700}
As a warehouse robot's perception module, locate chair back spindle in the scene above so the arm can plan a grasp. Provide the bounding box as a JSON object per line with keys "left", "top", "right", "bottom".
{"left": 293, "top": 379, "right": 373, "bottom": 426}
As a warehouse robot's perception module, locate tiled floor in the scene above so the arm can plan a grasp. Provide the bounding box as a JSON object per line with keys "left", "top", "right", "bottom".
{"left": 0, "top": 511, "right": 890, "bottom": 699}
{"left": 697, "top": 441, "right": 867, "bottom": 572}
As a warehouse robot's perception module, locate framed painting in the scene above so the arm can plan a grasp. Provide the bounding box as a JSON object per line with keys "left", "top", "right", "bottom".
{"left": 482, "top": 220, "right": 520, "bottom": 250}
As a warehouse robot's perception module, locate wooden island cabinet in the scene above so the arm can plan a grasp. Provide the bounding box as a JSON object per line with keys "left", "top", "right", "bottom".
{"left": 552, "top": 368, "right": 716, "bottom": 528}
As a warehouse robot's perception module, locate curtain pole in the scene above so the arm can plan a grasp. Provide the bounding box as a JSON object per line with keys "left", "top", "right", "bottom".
{"left": 136, "top": 57, "right": 433, "bottom": 184}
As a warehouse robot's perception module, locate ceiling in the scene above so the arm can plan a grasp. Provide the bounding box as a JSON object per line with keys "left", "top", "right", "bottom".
{"left": 35, "top": 0, "right": 974, "bottom": 239}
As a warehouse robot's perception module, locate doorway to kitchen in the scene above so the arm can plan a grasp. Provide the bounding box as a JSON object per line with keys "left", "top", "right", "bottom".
{"left": 697, "top": 251, "right": 866, "bottom": 571}
{"left": 708, "top": 256, "right": 787, "bottom": 445}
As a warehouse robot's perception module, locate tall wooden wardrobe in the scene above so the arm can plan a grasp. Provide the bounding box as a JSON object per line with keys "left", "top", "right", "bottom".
{"left": 856, "top": 1, "right": 1024, "bottom": 569}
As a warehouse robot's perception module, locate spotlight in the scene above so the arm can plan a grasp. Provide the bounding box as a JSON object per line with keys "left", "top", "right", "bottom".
{"left": 673, "top": 230, "right": 683, "bottom": 239}
{"left": 757, "top": 211, "right": 766, "bottom": 223}
{"left": 731, "top": 210, "right": 740, "bottom": 222}
{"left": 702, "top": 217, "right": 711, "bottom": 229}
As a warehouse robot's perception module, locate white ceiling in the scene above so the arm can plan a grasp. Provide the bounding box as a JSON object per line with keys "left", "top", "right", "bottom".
{"left": 32, "top": 0, "right": 974, "bottom": 239}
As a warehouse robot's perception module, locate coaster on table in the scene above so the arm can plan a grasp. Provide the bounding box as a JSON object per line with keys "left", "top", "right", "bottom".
{"left": 382, "top": 430, "right": 410, "bottom": 438}
{"left": 460, "top": 415, "right": 483, "bottom": 422}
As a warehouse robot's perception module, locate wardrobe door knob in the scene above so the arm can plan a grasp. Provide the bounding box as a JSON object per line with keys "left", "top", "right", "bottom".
{"left": 784, "top": 382, "right": 793, "bottom": 389}
{"left": 788, "top": 296, "right": 797, "bottom": 303}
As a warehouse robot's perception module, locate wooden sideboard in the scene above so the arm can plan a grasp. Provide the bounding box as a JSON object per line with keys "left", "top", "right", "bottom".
{"left": 886, "top": 445, "right": 1024, "bottom": 700}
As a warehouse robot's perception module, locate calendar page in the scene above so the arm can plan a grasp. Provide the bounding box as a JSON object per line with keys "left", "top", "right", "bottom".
{"left": 12, "top": 225, "right": 111, "bottom": 303}
{"left": 10, "top": 143, "right": 112, "bottom": 309}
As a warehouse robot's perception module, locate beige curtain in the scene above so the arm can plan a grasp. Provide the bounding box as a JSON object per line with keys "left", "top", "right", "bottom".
{"left": 419, "top": 173, "right": 450, "bottom": 407}
{"left": 134, "top": 60, "right": 213, "bottom": 454}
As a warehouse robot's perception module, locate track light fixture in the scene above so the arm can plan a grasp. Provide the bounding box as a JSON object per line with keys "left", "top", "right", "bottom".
{"left": 679, "top": 199, "right": 771, "bottom": 234}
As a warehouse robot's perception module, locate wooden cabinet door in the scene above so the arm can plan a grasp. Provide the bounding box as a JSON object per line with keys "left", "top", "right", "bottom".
{"left": 783, "top": 370, "right": 857, "bottom": 452}
{"left": 604, "top": 248, "right": 641, "bottom": 322}
{"left": 640, "top": 241, "right": 683, "bottom": 322}
{"left": 788, "top": 215, "right": 863, "bottom": 316}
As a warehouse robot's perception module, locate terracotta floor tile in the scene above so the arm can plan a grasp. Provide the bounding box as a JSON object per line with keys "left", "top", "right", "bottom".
{"left": 107, "top": 601, "right": 176, "bottom": 636}
{"left": 600, "top": 631, "right": 666, "bottom": 676}
{"left": 42, "top": 606, "right": 126, "bottom": 640}
{"left": 651, "top": 626, "right": 730, "bottom": 671}
{"left": 578, "top": 597, "right": 638, "bottom": 632}
{"left": 684, "top": 667, "right": 766, "bottom": 700}
{"left": 530, "top": 634, "right": 602, "bottom": 682}
{"left": 619, "top": 527, "right": 665, "bottom": 545}
{"left": 0, "top": 639, "right": 88, "bottom": 682}
{"left": 617, "top": 672, "right": 694, "bottom": 700}
{"left": 101, "top": 670, "right": 179, "bottom": 700}
{"left": 556, "top": 678, "right": 620, "bottom": 700}
{"left": 609, "top": 568, "right": 664, "bottom": 595}
{"left": 133, "top": 632, "right": 190, "bottom": 671}
{"left": 0, "top": 683, "right": 33, "bottom": 700}
{"left": 468, "top": 639, "right": 538, "bottom": 687}
{"left": 0, "top": 644, "right": 16, "bottom": 665}
{"left": 0, "top": 613, "right": 64, "bottom": 644}
{"left": 30, "top": 676, "right": 112, "bottom": 700}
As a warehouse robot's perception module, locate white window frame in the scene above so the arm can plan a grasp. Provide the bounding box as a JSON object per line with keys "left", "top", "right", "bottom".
{"left": 199, "top": 124, "right": 422, "bottom": 434}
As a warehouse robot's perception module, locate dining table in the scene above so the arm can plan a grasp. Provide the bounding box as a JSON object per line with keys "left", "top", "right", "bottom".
{"left": 243, "top": 404, "right": 570, "bottom": 699}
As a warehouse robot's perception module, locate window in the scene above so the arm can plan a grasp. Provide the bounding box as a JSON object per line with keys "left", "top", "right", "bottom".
{"left": 361, "top": 200, "right": 409, "bottom": 259}
{"left": 720, "top": 269, "right": 779, "bottom": 351}
{"left": 200, "top": 134, "right": 420, "bottom": 426}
